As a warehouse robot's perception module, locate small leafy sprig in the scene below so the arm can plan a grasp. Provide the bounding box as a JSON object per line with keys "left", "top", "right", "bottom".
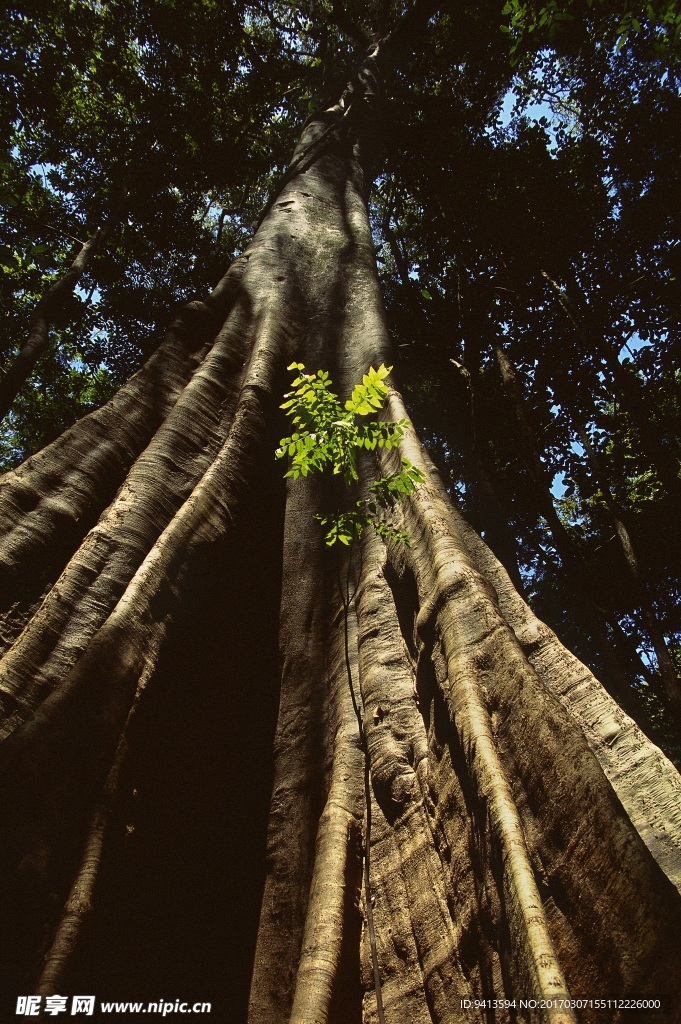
{"left": 276, "top": 362, "right": 424, "bottom": 545}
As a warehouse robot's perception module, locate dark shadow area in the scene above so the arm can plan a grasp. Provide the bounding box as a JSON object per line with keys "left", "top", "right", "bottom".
{"left": 62, "top": 423, "right": 286, "bottom": 1022}
{"left": 328, "top": 830, "right": 363, "bottom": 1024}
{"left": 382, "top": 559, "right": 419, "bottom": 661}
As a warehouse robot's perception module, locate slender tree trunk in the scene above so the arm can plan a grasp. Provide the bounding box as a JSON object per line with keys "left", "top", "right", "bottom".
{"left": 492, "top": 337, "right": 658, "bottom": 697}
{"left": 0, "top": 212, "right": 118, "bottom": 423}
{"left": 540, "top": 268, "right": 681, "bottom": 502}
{"left": 0, "top": 36, "right": 680, "bottom": 1024}
{"left": 453, "top": 333, "right": 525, "bottom": 594}
{"left": 576, "top": 422, "right": 681, "bottom": 712}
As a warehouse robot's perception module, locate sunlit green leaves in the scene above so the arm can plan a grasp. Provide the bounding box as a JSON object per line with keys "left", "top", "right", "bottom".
{"left": 276, "top": 362, "right": 423, "bottom": 545}
{"left": 276, "top": 361, "right": 406, "bottom": 485}
{"left": 344, "top": 363, "right": 391, "bottom": 416}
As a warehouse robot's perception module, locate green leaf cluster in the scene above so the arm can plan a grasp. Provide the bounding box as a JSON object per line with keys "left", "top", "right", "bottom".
{"left": 276, "top": 362, "right": 424, "bottom": 545}
{"left": 500, "top": 0, "right": 681, "bottom": 63}
{"left": 277, "top": 361, "right": 404, "bottom": 484}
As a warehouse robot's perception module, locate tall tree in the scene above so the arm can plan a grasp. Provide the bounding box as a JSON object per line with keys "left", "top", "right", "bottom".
{"left": 1, "top": 3, "right": 680, "bottom": 1022}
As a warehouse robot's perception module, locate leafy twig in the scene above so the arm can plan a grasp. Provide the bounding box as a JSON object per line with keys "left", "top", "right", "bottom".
{"left": 276, "top": 361, "right": 423, "bottom": 545}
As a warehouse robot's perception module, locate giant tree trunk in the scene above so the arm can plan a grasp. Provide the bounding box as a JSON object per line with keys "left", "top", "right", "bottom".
{"left": 1, "top": 42, "right": 681, "bottom": 1024}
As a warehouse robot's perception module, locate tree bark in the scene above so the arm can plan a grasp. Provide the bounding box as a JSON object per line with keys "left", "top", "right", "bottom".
{"left": 0, "top": 39, "right": 680, "bottom": 1024}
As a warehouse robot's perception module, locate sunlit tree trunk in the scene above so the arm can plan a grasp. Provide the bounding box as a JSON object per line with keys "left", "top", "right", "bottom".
{"left": 0, "top": 38, "right": 680, "bottom": 1024}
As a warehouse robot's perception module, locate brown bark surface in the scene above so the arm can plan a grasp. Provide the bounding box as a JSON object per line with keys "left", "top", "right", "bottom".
{"left": 0, "top": 44, "right": 680, "bottom": 1024}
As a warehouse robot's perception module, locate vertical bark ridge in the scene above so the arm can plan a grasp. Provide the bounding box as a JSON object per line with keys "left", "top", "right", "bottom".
{"left": 0, "top": 292, "right": 297, "bottom": 995}
{"left": 382, "top": 551, "right": 521, "bottom": 1008}
{"left": 394, "top": 497, "right": 574, "bottom": 1017}
{"left": 354, "top": 523, "right": 524, "bottom": 1020}
{"left": 0, "top": 290, "right": 258, "bottom": 734}
{"left": 0, "top": 255, "right": 250, "bottom": 650}
{"left": 356, "top": 531, "right": 473, "bottom": 1023}
{"left": 419, "top": 445, "right": 681, "bottom": 894}
{"left": 361, "top": 801, "right": 433, "bottom": 1024}
{"left": 384, "top": 391, "right": 681, "bottom": 1018}
{"left": 248, "top": 477, "right": 336, "bottom": 1024}
{"left": 288, "top": 588, "right": 365, "bottom": 1024}
{"left": 420, "top": 672, "right": 510, "bottom": 1006}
